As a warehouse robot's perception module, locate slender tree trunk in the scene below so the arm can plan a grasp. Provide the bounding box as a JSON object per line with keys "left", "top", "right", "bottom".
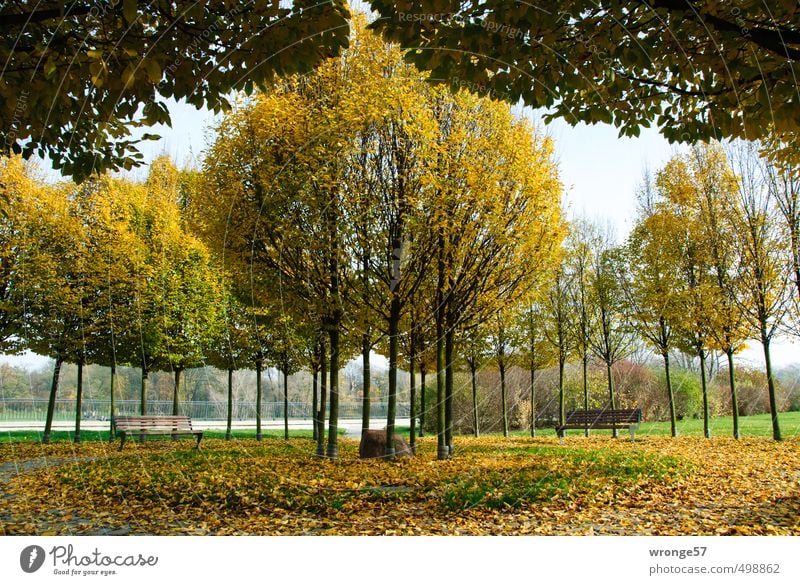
{"left": 172, "top": 368, "right": 182, "bottom": 416}
{"left": 419, "top": 365, "right": 426, "bottom": 438}
{"left": 316, "top": 339, "right": 327, "bottom": 457}
{"left": 664, "top": 352, "right": 677, "bottom": 437}
{"left": 445, "top": 327, "right": 455, "bottom": 455}
{"left": 140, "top": 363, "right": 148, "bottom": 442}
{"left": 386, "top": 296, "right": 401, "bottom": 458}
{"left": 326, "top": 326, "right": 341, "bottom": 458}
{"left": 226, "top": 367, "right": 234, "bottom": 440}
{"left": 409, "top": 334, "right": 417, "bottom": 454}
{"left": 436, "top": 223, "right": 448, "bottom": 460}
{"left": 140, "top": 364, "right": 148, "bottom": 416}
{"left": 558, "top": 357, "right": 566, "bottom": 427}
{"left": 762, "top": 332, "right": 782, "bottom": 441}
{"left": 500, "top": 360, "right": 508, "bottom": 438}
{"left": 283, "top": 367, "right": 289, "bottom": 441}
{"left": 699, "top": 349, "right": 710, "bottom": 439}
{"left": 583, "top": 354, "right": 589, "bottom": 437}
{"left": 436, "top": 320, "right": 447, "bottom": 460}
{"left": 109, "top": 365, "right": 116, "bottom": 441}
{"left": 74, "top": 360, "right": 84, "bottom": 443}
{"left": 361, "top": 333, "right": 371, "bottom": 437}
{"left": 529, "top": 364, "right": 536, "bottom": 438}
{"left": 607, "top": 360, "right": 617, "bottom": 438}
{"left": 42, "top": 356, "right": 63, "bottom": 444}
{"left": 726, "top": 349, "right": 740, "bottom": 439}
{"left": 312, "top": 367, "right": 319, "bottom": 441}
{"left": 470, "top": 361, "right": 479, "bottom": 438}
{"left": 255, "top": 359, "right": 263, "bottom": 441}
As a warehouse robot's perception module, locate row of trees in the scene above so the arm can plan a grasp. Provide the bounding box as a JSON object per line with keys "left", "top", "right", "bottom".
{"left": 2, "top": 22, "right": 797, "bottom": 454}
{"left": 1, "top": 21, "right": 566, "bottom": 458}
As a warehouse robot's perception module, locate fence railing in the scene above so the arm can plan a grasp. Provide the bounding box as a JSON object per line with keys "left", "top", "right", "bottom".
{"left": 0, "top": 399, "right": 411, "bottom": 422}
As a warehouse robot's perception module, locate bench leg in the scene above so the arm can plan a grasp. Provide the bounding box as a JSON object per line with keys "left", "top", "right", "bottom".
{"left": 195, "top": 434, "right": 203, "bottom": 450}
{"left": 629, "top": 426, "right": 635, "bottom": 442}
{"left": 119, "top": 432, "right": 126, "bottom": 451}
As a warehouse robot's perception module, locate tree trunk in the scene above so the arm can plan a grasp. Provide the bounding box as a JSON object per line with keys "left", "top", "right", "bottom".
{"left": 606, "top": 360, "right": 617, "bottom": 438}
{"left": 445, "top": 326, "right": 455, "bottom": 455}
{"left": 361, "top": 333, "right": 371, "bottom": 437}
{"left": 74, "top": 359, "right": 84, "bottom": 443}
{"left": 140, "top": 364, "right": 148, "bottom": 416}
{"left": 558, "top": 357, "right": 565, "bottom": 427}
{"left": 436, "top": 319, "right": 447, "bottom": 460}
{"left": 312, "top": 367, "right": 319, "bottom": 441}
{"left": 664, "top": 352, "right": 677, "bottom": 437}
{"left": 470, "top": 361, "right": 479, "bottom": 438}
{"left": 316, "top": 339, "right": 327, "bottom": 457}
{"left": 583, "top": 354, "right": 589, "bottom": 437}
{"left": 109, "top": 365, "right": 116, "bottom": 441}
{"left": 419, "top": 365, "right": 426, "bottom": 438}
{"left": 409, "top": 334, "right": 417, "bottom": 454}
{"left": 172, "top": 368, "right": 182, "bottom": 416}
{"left": 726, "top": 349, "right": 740, "bottom": 439}
{"left": 326, "top": 326, "right": 340, "bottom": 459}
{"left": 529, "top": 363, "right": 536, "bottom": 438}
{"left": 283, "top": 367, "right": 289, "bottom": 441}
{"left": 255, "top": 359, "right": 263, "bottom": 440}
{"left": 386, "top": 295, "right": 401, "bottom": 458}
{"left": 42, "top": 356, "right": 63, "bottom": 444}
{"left": 761, "top": 333, "right": 782, "bottom": 441}
{"left": 226, "top": 367, "right": 234, "bottom": 440}
{"left": 500, "top": 360, "right": 508, "bottom": 438}
{"left": 699, "top": 349, "right": 710, "bottom": 439}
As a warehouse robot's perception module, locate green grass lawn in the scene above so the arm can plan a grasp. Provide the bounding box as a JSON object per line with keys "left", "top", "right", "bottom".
{"left": 515, "top": 410, "right": 800, "bottom": 438}
{"left": 0, "top": 428, "right": 325, "bottom": 443}
{"left": 1, "top": 412, "right": 797, "bottom": 443}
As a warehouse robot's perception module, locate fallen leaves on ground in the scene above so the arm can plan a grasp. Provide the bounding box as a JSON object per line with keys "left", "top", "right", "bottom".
{"left": 0, "top": 435, "right": 797, "bottom": 535}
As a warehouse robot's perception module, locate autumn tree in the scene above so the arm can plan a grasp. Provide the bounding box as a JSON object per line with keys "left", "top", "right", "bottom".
{"left": 727, "top": 142, "right": 792, "bottom": 441}
{"left": 0, "top": 156, "right": 38, "bottom": 354}
{"left": 199, "top": 56, "right": 357, "bottom": 459}
{"left": 543, "top": 261, "right": 573, "bottom": 427}
{"left": 762, "top": 141, "right": 800, "bottom": 334}
{"left": 426, "top": 92, "right": 563, "bottom": 458}
{"left": 588, "top": 238, "right": 635, "bottom": 436}
{"left": 624, "top": 176, "right": 684, "bottom": 436}
{"left": 14, "top": 178, "right": 92, "bottom": 443}
{"left": 686, "top": 144, "right": 749, "bottom": 438}
{"left": 566, "top": 219, "right": 598, "bottom": 435}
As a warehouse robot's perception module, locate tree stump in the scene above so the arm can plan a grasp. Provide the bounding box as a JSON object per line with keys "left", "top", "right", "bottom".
{"left": 359, "top": 429, "right": 413, "bottom": 459}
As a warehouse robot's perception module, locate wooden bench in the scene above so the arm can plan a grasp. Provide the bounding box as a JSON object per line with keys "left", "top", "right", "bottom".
{"left": 555, "top": 408, "right": 642, "bottom": 441}
{"left": 112, "top": 415, "right": 204, "bottom": 451}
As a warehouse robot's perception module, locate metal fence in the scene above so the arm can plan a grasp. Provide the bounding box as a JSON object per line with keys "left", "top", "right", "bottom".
{"left": 0, "top": 398, "right": 411, "bottom": 422}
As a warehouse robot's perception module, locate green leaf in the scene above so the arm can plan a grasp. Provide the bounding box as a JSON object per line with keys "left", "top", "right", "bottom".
{"left": 123, "top": 0, "right": 138, "bottom": 24}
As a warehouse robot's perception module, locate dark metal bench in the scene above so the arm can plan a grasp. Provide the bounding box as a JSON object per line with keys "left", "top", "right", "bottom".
{"left": 555, "top": 408, "right": 642, "bottom": 441}
{"left": 112, "top": 415, "right": 204, "bottom": 450}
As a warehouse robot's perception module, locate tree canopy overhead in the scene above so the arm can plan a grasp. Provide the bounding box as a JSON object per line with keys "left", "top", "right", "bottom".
{"left": 367, "top": 1, "right": 799, "bottom": 148}
{"left": 0, "top": 0, "right": 350, "bottom": 181}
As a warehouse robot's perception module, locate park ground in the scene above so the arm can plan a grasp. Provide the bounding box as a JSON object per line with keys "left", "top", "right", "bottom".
{"left": 0, "top": 413, "right": 798, "bottom": 536}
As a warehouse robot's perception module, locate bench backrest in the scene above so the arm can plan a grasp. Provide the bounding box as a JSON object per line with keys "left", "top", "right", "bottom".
{"left": 564, "top": 409, "right": 641, "bottom": 425}
{"left": 113, "top": 415, "right": 194, "bottom": 431}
